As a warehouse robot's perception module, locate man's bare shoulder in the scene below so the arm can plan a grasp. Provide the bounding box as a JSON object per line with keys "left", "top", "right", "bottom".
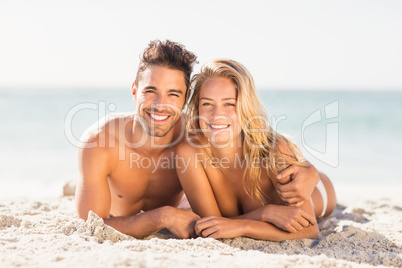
{"left": 276, "top": 134, "right": 303, "bottom": 162}
{"left": 79, "top": 112, "right": 134, "bottom": 148}
{"left": 78, "top": 112, "right": 135, "bottom": 172}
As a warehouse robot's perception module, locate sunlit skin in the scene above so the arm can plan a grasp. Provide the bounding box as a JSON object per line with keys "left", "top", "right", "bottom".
{"left": 75, "top": 63, "right": 335, "bottom": 240}
{"left": 76, "top": 65, "right": 200, "bottom": 239}
{"left": 176, "top": 77, "right": 336, "bottom": 241}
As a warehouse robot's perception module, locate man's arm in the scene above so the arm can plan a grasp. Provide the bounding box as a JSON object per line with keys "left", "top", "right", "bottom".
{"left": 76, "top": 136, "right": 199, "bottom": 239}
{"left": 103, "top": 206, "right": 199, "bottom": 239}
{"left": 275, "top": 163, "right": 320, "bottom": 206}
{"left": 273, "top": 140, "right": 320, "bottom": 206}
{"left": 76, "top": 140, "right": 113, "bottom": 220}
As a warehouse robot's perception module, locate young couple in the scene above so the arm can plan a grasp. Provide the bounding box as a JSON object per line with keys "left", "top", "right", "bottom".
{"left": 75, "top": 40, "right": 336, "bottom": 241}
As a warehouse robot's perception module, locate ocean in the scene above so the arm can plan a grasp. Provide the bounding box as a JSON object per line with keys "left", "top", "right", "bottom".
{"left": 1, "top": 88, "right": 401, "bottom": 199}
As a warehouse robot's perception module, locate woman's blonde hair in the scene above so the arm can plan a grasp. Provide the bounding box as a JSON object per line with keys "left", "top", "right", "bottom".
{"left": 187, "top": 59, "right": 305, "bottom": 204}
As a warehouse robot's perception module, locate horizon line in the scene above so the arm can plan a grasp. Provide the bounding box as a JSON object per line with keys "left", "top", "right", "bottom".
{"left": 1, "top": 86, "right": 402, "bottom": 93}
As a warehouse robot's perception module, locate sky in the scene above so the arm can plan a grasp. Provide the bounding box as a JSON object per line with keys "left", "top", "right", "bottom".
{"left": 0, "top": 0, "right": 401, "bottom": 91}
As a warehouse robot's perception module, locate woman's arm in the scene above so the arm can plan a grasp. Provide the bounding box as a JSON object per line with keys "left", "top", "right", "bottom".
{"left": 196, "top": 218, "right": 319, "bottom": 241}
{"left": 195, "top": 201, "right": 319, "bottom": 241}
{"left": 233, "top": 203, "right": 316, "bottom": 233}
{"left": 175, "top": 141, "right": 221, "bottom": 217}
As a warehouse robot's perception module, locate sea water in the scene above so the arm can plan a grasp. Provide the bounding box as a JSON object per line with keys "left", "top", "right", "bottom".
{"left": 0, "top": 88, "right": 401, "bottom": 199}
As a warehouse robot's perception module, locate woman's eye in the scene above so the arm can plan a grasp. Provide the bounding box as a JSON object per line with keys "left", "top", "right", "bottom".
{"left": 225, "top": 103, "right": 236, "bottom": 107}
{"left": 202, "top": 103, "right": 211, "bottom": 106}
{"left": 170, "top": 94, "right": 179, "bottom": 97}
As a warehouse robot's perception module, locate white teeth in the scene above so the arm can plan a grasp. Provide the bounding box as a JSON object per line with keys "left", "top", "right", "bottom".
{"left": 210, "top": 124, "right": 229, "bottom": 129}
{"left": 149, "top": 113, "right": 169, "bottom": 120}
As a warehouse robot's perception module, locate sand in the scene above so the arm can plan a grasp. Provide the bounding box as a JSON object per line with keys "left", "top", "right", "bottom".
{"left": 1, "top": 193, "right": 401, "bottom": 267}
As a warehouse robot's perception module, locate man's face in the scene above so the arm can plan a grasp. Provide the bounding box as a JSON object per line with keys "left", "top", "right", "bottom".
{"left": 133, "top": 65, "right": 187, "bottom": 137}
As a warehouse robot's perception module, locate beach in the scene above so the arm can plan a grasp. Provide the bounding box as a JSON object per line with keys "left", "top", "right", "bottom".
{"left": 0, "top": 90, "right": 401, "bottom": 267}
{"left": 2, "top": 1, "right": 402, "bottom": 265}
{"left": 1, "top": 187, "right": 401, "bottom": 267}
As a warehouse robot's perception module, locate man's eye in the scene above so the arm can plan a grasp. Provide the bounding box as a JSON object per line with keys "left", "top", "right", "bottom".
{"left": 145, "top": 90, "right": 155, "bottom": 93}
{"left": 170, "top": 94, "right": 179, "bottom": 97}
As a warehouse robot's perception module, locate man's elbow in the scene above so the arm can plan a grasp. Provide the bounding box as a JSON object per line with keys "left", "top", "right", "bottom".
{"left": 77, "top": 206, "right": 110, "bottom": 221}
{"left": 76, "top": 207, "right": 89, "bottom": 221}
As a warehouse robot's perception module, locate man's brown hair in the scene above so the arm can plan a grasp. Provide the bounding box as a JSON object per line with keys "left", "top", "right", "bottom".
{"left": 135, "top": 40, "right": 197, "bottom": 100}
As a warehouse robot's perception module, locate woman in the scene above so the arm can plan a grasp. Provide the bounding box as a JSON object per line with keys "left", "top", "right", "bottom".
{"left": 176, "top": 59, "right": 336, "bottom": 241}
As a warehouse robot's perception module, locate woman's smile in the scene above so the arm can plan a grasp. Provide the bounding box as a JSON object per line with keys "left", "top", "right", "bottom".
{"left": 208, "top": 123, "right": 231, "bottom": 131}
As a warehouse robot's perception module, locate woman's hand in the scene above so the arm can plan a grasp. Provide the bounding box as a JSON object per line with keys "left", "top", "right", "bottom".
{"left": 264, "top": 205, "right": 315, "bottom": 233}
{"left": 195, "top": 216, "right": 245, "bottom": 239}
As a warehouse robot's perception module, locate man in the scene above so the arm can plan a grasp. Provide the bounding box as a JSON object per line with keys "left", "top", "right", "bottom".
{"left": 75, "top": 40, "right": 321, "bottom": 239}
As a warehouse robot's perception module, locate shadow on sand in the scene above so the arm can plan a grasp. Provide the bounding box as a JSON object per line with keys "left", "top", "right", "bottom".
{"left": 221, "top": 204, "right": 402, "bottom": 267}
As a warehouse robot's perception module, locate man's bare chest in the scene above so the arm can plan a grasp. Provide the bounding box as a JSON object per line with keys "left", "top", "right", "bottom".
{"left": 108, "top": 151, "right": 182, "bottom": 200}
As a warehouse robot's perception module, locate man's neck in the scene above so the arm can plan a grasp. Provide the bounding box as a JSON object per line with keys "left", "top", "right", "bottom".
{"left": 130, "top": 117, "right": 175, "bottom": 155}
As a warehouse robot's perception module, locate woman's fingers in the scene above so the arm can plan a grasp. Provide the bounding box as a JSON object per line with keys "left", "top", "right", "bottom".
{"left": 195, "top": 216, "right": 220, "bottom": 237}
{"left": 290, "top": 219, "right": 304, "bottom": 231}
{"left": 201, "top": 225, "right": 218, "bottom": 238}
{"left": 196, "top": 215, "right": 216, "bottom": 224}
{"left": 297, "top": 217, "right": 310, "bottom": 228}
{"left": 285, "top": 223, "right": 298, "bottom": 233}
{"left": 301, "top": 209, "right": 316, "bottom": 225}
{"left": 293, "top": 209, "right": 316, "bottom": 230}
{"left": 195, "top": 218, "right": 211, "bottom": 236}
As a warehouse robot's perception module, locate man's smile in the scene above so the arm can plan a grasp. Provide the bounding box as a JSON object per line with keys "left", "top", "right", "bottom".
{"left": 146, "top": 112, "right": 172, "bottom": 123}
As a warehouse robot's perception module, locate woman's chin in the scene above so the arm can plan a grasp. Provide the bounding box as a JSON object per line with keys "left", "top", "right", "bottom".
{"left": 209, "top": 138, "right": 234, "bottom": 148}
{"left": 205, "top": 132, "right": 242, "bottom": 148}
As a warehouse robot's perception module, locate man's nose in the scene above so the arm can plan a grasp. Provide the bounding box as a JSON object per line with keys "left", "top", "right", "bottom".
{"left": 155, "top": 93, "right": 168, "bottom": 105}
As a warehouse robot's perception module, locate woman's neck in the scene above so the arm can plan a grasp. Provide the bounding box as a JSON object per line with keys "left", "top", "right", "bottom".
{"left": 209, "top": 136, "right": 244, "bottom": 169}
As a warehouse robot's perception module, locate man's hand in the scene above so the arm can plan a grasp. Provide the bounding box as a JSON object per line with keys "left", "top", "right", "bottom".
{"left": 276, "top": 163, "right": 320, "bottom": 206}
{"left": 195, "top": 216, "right": 244, "bottom": 239}
{"left": 262, "top": 205, "right": 315, "bottom": 233}
{"left": 164, "top": 207, "right": 200, "bottom": 239}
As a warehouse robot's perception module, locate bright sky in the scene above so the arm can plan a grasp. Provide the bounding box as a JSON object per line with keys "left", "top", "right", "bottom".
{"left": 1, "top": 0, "right": 401, "bottom": 90}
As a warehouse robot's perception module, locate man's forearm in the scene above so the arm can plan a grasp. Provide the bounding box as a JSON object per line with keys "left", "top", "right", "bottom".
{"left": 103, "top": 206, "right": 170, "bottom": 239}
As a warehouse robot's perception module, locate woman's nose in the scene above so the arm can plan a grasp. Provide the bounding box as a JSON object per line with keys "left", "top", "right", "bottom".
{"left": 212, "top": 105, "right": 225, "bottom": 116}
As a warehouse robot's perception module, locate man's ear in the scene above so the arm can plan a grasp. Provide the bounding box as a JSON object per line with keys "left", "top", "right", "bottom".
{"left": 132, "top": 81, "right": 137, "bottom": 102}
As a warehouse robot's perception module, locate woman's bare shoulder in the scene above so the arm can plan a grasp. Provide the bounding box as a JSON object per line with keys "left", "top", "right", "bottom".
{"left": 176, "top": 135, "right": 208, "bottom": 156}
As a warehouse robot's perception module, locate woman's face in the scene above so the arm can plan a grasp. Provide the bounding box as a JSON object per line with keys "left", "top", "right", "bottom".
{"left": 198, "top": 77, "right": 242, "bottom": 147}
